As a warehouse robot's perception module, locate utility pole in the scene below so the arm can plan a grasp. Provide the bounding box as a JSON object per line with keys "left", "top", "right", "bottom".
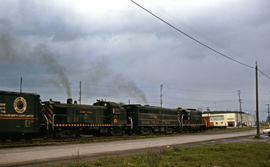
{"left": 267, "top": 104, "right": 270, "bottom": 117}
{"left": 238, "top": 90, "right": 243, "bottom": 127}
{"left": 20, "top": 76, "right": 22, "bottom": 94}
{"left": 255, "top": 62, "right": 260, "bottom": 137}
{"left": 160, "top": 84, "right": 163, "bottom": 108}
{"left": 79, "top": 81, "right": 82, "bottom": 104}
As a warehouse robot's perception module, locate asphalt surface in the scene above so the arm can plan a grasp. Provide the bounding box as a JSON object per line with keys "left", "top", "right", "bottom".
{"left": 0, "top": 130, "right": 265, "bottom": 167}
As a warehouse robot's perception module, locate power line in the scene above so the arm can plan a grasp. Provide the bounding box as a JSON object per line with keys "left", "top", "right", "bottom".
{"left": 258, "top": 69, "right": 270, "bottom": 80}
{"left": 130, "top": 0, "right": 255, "bottom": 69}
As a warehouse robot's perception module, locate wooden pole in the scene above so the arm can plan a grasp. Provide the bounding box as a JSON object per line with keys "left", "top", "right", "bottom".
{"left": 255, "top": 62, "right": 260, "bottom": 137}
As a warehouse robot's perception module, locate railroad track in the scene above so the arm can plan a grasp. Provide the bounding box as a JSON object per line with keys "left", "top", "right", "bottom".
{"left": 0, "top": 134, "right": 180, "bottom": 149}
{"left": 0, "top": 128, "right": 255, "bottom": 149}
{"left": 0, "top": 130, "right": 260, "bottom": 167}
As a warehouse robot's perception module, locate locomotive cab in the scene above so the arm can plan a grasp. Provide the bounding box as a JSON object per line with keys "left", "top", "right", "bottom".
{"left": 93, "top": 100, "right": 127, "bottom": 126}
{"left": 180, "top": 108, "right": 205, "bottom": 131}
{"left": 93, "top": 100, "right": 129, "bottom": 135}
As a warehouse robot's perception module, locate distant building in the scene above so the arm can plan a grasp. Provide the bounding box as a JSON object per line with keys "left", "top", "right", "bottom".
{"left": 202, "top": 111, "right": 255, "bottom": 128}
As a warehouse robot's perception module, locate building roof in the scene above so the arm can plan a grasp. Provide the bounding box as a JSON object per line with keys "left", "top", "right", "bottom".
{"left": 203, "top": 111, "right": 247, "bottom": 114}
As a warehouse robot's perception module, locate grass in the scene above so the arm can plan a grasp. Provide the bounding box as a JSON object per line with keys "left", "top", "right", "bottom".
{"left": 0, "top": 127, "right": 256, "bottom": 148}
{"left": 260, "top": 122, "right": 270, "bottom": 127}
{"left": 53, "top": 142, "right": 270, "bottom": 167}
{"left": 200, "top": 127, "right": 255, "bottom": 134}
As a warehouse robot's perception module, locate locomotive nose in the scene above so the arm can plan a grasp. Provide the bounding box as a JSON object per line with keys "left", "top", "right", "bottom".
{"left": 67, "top": 98, "right": 73, "bottom": 104}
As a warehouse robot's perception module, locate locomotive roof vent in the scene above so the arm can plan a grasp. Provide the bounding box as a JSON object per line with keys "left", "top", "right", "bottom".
{"left": 67, "top": 98, "right": 73, "bottom": 104}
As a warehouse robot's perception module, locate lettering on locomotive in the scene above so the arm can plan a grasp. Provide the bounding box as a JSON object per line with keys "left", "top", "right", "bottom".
{"left": 0, "top": 103, "right": 6, "bottom": 113}
{"left": 0, "top": 114, "right": 34, "bottom": 119}
{"left": 80, "top": 111, "right": 93, "bottom": 114}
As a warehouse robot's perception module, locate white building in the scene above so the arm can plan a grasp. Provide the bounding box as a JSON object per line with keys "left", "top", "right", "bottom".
{"left": 202, "top": 111, "right": 255, "bottom": 128}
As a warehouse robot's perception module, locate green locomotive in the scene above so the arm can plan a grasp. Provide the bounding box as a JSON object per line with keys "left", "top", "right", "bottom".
{"left": 123, "top": 105, "right": 205, "bottom": 134}
{"left": 42, "top": 99, "right": 130, "bottom": 137}
{"left": 124, "top": 104, "right": 180, "bottom": 134}
{"left": 0, "top": 90, "right": 206, "bottom": 139}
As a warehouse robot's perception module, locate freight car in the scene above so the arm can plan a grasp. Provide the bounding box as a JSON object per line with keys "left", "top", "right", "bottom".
{"left": 0, "top": 91, "right": 41, "bottom": 140}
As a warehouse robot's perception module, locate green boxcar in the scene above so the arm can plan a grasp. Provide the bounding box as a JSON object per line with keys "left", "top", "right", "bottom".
{"left": 0, "top": 90, "right": 41, "bottom": 139}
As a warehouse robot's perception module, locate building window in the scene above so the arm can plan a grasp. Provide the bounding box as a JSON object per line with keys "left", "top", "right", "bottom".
{"left": 210, "top": 116, "right": 224, "bottom": 121}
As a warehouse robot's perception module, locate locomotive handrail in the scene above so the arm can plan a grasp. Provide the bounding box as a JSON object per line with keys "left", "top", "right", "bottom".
{"left": 128, "top": 117, "right": 133, "bottom": 129}
{"left": 42, "top": 112, "right": 49, "bottom": 131}
{"left": 52, "top": 114, "right": 55, "bottom": 131}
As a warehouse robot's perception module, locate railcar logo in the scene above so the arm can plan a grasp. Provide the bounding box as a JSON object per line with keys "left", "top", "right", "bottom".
{"left": 13, "top": 97, "right": 27, "bottom": 114}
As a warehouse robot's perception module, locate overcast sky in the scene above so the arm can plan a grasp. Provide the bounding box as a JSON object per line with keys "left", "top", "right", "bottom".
{"left": 0, "top": 0, "right": 269, "bottom": 120}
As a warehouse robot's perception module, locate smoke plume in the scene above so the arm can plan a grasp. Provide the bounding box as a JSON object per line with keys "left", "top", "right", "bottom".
{"left": 87, "top": 62, "right": 147, "bottom": 104}
{"left": 32, "top": 44, "right": 71, "bottom": 97}
{"left": 0, "top": 33, "right": 71, "bottom": 97}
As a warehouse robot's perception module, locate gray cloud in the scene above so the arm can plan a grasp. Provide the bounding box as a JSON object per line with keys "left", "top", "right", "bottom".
{"left": 0, "top": 0, "right": 270, "bottom": 120}
{"left": 0, "top": 0, "right": 85, "bottom": 41}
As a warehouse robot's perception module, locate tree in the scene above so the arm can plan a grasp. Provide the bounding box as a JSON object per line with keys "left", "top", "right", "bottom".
{"left": 267, "top": 115, "right": 270, "bottom": 123}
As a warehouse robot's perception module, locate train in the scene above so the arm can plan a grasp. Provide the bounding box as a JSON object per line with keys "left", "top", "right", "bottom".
{"left": 0, "top": 90, "right": 211, "bottom": 140}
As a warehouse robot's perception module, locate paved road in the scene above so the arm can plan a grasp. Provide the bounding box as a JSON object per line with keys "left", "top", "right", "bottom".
{"left": 0, "top": 130, "right": 257, "bottom": 166}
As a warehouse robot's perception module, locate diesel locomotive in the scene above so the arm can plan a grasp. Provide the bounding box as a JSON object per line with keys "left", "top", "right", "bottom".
{"left": 0, "top": 90, "right": 206, "bottom": 140}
